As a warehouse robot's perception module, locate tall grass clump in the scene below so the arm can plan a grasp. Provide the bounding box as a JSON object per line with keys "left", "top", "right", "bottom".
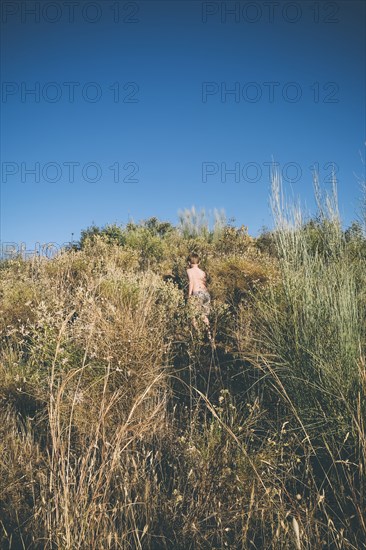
{"left": 240, "top": 169, "right": 366, "bottom": 545}
{"left": 265, "top": 172, "right": 362, "bottom": 411}
{"left": 178, "top": 206, "right": 226, "bottom": 241}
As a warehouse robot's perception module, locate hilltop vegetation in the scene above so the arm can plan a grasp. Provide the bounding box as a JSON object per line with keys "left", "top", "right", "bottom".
{"left": 0, "top": 193, "right": 365, "bottom": 549}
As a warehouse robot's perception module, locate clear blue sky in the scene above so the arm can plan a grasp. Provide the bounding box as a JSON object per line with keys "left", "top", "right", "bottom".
{"left": 1, "top": 0, "right": 365, "bottom": 252}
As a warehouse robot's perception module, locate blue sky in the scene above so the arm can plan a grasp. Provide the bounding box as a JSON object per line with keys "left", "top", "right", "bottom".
{"left": 1, "top": 0, "right": 365, "bottom": 253}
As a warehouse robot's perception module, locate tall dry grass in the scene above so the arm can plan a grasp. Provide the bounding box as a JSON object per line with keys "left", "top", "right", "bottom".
{"left": 235, "top": 171, "right": 366, "bottom": 548}
{"left": 0, "top": 187, "right": 365, "bottom": 548}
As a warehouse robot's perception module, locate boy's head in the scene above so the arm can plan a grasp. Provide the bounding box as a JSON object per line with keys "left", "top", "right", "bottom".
{"left": 189, "top": 253, "right": 200, "bottom": 266}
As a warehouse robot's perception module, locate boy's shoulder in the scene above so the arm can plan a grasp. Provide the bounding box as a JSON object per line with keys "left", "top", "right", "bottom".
{"left": 187, "top": 267, "right": 205, "bottom": 276}
{"left": 187, "top": 266, "right": 205, "bottom": 275}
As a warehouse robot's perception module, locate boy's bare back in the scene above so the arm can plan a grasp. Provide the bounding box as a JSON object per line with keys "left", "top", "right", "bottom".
{"left": 186, "top": 253, "right": 213, "bottom": 342}
{"left": 187, "top": 265, "right": 207, "bottom": 294}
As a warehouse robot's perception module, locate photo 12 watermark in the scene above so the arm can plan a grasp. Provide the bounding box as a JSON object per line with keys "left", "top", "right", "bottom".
{"left": 1, "top": 81, "right": 140, "bottom": 104}
{"left": 1, "top": 1, "right": 140, "bottom": 24}
{"left": 201, "top": 2, "right": 340, "bottom": 24}
{"left": 1, "top": 161, "right": 139, "bottom": 184}
{"left": 1, "top": 241, "right": 76, "bottom": 260}
{"left": 201, "top": 81, "right": 340, "bottom": 104}
{"left": 201, "top": 161, "right": 340, "bottom": 184}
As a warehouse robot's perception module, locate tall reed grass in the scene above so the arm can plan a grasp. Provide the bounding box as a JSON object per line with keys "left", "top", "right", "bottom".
{"left": 235, "top": 170, "right": 366, "bottom": 548}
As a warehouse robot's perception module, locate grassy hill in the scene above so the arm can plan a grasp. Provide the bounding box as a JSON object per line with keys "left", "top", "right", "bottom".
{"left": 1, "top": 196, "right": 365, "bottom": 548}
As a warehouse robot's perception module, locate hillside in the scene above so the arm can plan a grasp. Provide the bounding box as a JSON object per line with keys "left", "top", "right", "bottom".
{"left": 0, "top": 206, "right": 365, "bottom": 549}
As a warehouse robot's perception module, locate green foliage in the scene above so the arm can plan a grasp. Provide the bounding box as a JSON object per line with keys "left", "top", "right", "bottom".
{"left": 79, "top": 222, "right": 126, "bottom": 248}
{"left": 214, "top": 224, "right": 253, "bottom": 255}
{"left": 124, "top": 226, "right": 164, "bottom": 269}
{"left": 255, "top": 226, "right": 277, "bottom": 256}
{"left": 142, "top": 216, "right": 174, "bottom": 237}
{"left": 345, "top": 220, "right": 366, "bottom": 259}
{"left": 79, "top": 223, "right": 102, "bottom": 247}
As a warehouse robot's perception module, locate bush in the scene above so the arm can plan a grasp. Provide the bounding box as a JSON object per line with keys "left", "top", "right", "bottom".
{"left": 208, "top": 254, "right": 277, "bottom": 307}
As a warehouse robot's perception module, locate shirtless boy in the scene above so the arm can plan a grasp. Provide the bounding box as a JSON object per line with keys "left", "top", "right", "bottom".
{"left": 187, "top": 253, "right": 212, "bottom": 338}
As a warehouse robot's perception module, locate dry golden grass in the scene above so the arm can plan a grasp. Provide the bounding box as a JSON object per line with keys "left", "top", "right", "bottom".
{"left": 0, "top": 199, "right": 365, "bottom": 548}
